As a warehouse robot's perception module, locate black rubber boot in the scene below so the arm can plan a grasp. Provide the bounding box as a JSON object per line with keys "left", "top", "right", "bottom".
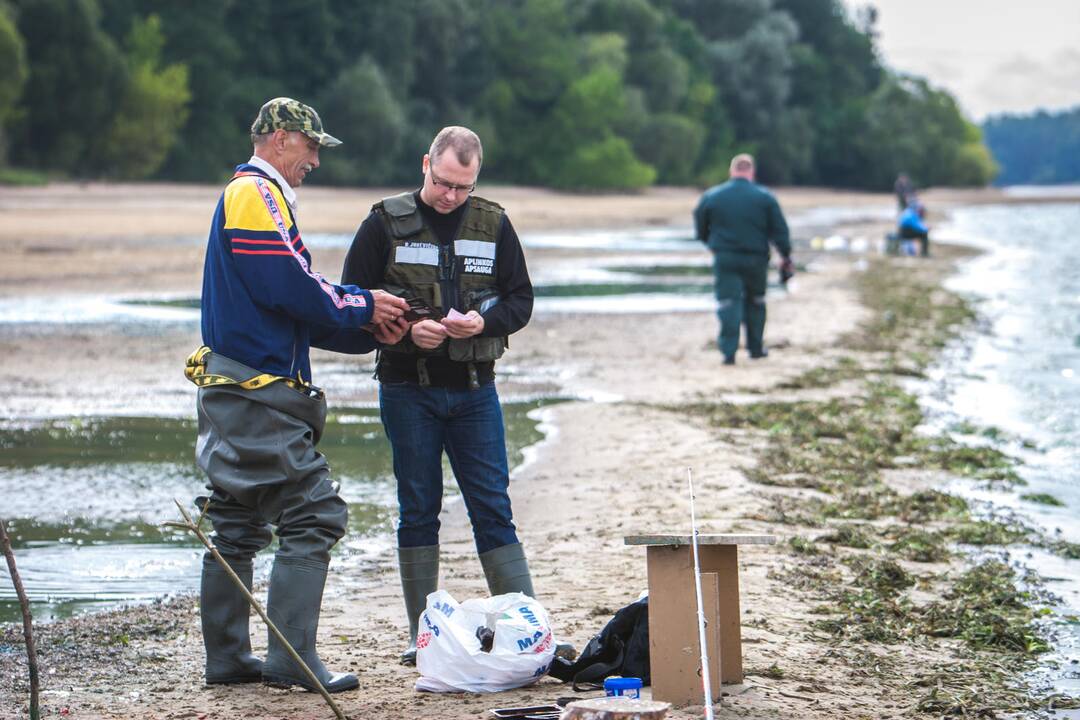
{"left": 398, "top": 544, "right": 439, "bottom": 666}
{"left": 201, "top": 555, "right": 263, "bottom": 684}
{"left": 262, "top": 557, "right": 359, "bottom": 693}
{"left": 479, "top": 542, "right": 535, "bottom": 598}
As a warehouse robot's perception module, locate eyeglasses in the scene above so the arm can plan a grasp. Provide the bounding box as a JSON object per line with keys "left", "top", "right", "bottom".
{"left": 429, "top": 166, "right": 476, "bottom": 194}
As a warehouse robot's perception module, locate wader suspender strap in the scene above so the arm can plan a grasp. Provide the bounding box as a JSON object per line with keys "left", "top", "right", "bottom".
{"left": 184, "top": 346, "right": 321, "bottom": 397}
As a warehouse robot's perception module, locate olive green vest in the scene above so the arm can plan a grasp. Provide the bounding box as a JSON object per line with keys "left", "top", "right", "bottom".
{"left": 375, "top": 192, "right": 507, "bottom": 364}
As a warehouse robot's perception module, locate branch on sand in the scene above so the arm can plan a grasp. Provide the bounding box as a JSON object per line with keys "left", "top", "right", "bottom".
{"left": 163, "top": 499, "right": 346, "bottom": 720}
{"left": 0, "top": 517, "right": 40, "bottom": 720}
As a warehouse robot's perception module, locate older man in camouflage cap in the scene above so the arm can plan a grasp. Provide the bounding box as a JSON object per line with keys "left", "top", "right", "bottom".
{"left": 250, "top": 96, "right": 342, "bottom": 148}
{"left": 192, "top": 97, "right": 408, "bottom": 694}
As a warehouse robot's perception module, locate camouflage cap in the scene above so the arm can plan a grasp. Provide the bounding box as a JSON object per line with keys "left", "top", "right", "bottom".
{"left": 251, "top": 97, "right": 342, "bottom": 147}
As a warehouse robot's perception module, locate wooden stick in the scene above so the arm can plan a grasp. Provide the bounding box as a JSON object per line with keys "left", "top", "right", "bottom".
{"left": 0, "top": 518, "right": 40, "bottom": 720}
{"left": 164, "top": 499, "right": 345, "bottom": 720}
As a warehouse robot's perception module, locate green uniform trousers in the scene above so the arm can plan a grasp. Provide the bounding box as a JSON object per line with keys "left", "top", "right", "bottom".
{"left": 712, "top": 251, "right": 768, "bottom": 359}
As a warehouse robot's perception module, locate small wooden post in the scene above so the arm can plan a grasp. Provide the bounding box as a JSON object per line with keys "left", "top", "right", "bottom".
{"left": 702, "top": 544, "right": 742, "bottom": 683}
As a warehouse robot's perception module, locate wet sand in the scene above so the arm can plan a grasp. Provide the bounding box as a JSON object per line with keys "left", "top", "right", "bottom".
{"left": 0, "top": 180, "right": 1024, "bottom": 718}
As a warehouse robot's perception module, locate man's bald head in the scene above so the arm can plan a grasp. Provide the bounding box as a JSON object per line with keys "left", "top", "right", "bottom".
{"left": 729, "top": 153, "right": 755, "bottom": 180}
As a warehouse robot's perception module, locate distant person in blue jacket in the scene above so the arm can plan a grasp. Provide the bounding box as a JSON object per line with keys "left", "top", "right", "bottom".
{"left": 694, "top": 153, "right": 792, "bottom": 364}
{"left": 898, "top": 199, "right": 930, "bottom": 257}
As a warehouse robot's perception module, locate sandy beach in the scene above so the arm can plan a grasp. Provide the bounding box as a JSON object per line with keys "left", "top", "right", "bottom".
{"left": 0, "top": 180, "right": 1054, "bottom": 719}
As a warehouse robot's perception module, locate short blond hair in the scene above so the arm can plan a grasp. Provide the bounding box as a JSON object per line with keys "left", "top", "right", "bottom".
{"left": 429, "top": 126, "right": 483, "bottom": 169}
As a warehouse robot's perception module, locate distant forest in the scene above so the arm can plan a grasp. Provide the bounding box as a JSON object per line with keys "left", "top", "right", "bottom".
{"left": 0, "top": 0, "right": 997, "bottom": 190}
{"left": 982, "top": 107, "right": 1080, "bottom": 186}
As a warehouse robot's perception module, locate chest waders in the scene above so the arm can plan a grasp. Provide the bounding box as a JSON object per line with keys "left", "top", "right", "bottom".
{"left": 185, "top": 347, "right": 359, "bottom": 692}
{"left": 374, "top": 192, "right": 507, "bottom": 389}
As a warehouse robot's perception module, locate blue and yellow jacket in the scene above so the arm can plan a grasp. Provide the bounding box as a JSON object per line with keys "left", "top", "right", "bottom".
{"left": 201, "top": 164, "right": 376, "bottom": 383}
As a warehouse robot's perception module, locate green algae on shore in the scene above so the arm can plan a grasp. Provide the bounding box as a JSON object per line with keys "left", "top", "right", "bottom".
{"left": 667, "top": 250, "right": 1080, "bottom": 715}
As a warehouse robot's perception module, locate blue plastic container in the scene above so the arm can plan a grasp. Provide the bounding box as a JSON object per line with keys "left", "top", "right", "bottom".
{"left": 604, "top": 676, "right": 643, "bottom": 699}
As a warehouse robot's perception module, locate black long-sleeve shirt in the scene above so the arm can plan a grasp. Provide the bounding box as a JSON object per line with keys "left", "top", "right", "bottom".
{"left": 342, "top": 191, "right": 533, "bottom": 388}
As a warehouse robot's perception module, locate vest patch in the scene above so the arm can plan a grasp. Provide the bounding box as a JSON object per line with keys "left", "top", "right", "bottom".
{"left": 455, "top": 239, "right": 496, "bottom": 260}
{"left": 395, "top": 242, "right": 439, "bottom": 266}
{"left": 463, "top": 257, "right": 494, "bottom": 275}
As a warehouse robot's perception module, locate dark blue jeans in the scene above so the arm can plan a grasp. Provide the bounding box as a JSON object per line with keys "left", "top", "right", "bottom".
{"left": 379, "top": 381, "right": 519, "bottom": 554}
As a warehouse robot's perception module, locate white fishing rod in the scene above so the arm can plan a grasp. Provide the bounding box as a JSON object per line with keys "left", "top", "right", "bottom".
{"left": 687, "top": 467, "right": 715, "bottom": 720}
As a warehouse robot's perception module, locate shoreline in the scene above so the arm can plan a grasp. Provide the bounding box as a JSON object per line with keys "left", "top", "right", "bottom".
{"left": 0, "top": 184, "right": 1076, "bottom": 718}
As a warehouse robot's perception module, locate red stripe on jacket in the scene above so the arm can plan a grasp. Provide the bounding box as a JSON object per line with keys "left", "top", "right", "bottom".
{"left": 232, "top": 248, "right": 296, "bottom": 256}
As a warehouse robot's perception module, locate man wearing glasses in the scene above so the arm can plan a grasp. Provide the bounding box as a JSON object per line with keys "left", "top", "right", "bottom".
{"left": 342, "top": 126, "right": 537, "bottom": 666}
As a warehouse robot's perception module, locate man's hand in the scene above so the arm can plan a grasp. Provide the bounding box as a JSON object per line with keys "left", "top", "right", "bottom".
{"left": 411, "top": 319, "right": 448, "bottom": 349}
{"left": 779, "top": 256, "right": 795, "bottom": 284}
{"left": 369, "top": 290, "right": 409, "bottom": 326}
{"left": 440, "top": 310, "right": 484, "bottom": 339}
{"left": 372, "top": 317, "right": 409, "bottom": 345}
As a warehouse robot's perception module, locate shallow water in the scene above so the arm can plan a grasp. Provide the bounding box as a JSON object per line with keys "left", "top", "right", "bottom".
{"left": 920, "top": 202, "right": 1080, "bottom": 702}
{"left": 0, "top": 401, "right": 557, "bottom": 622}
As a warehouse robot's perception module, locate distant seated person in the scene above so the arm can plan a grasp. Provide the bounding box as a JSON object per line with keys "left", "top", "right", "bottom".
{"left": 898, "top": 198, "right": 930, "bottom": 257}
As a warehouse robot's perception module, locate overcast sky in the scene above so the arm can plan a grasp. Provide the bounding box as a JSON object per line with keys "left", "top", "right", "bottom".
{"left": 840, "top": 0, "right": 1080, "bottom": 120}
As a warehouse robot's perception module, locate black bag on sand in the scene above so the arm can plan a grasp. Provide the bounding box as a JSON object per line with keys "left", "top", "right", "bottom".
{"left": 548, "top": 597, "right": 650, "bottom": 689}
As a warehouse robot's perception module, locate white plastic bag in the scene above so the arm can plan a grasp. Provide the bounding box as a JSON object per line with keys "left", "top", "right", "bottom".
{"left": 415, "top": 589, "right": 556, "bottom": 693}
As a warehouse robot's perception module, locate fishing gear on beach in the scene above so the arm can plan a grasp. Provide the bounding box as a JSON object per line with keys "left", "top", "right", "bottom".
{"left": 687, "top": 467, "right": 715, "bottom": 720}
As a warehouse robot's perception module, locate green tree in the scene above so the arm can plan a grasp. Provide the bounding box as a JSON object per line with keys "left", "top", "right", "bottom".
{"left": 634, "top": 113, "right": 704, "bottom": 184}
{"left": 858, "top": 75, "right": 995, "bottom": 190}
{"left": 8, "top": 0, "right": 995, "bottom": 190}
{"left": 557, "top": 135, "right": 656, "bottom": 190}
{"left": 98, "top": 14, "right": 190, "bottom": 179}
{"left": 983, "top": 107, "right": 1080, "bottom": 185}
{"left": 120, "top": 2, "right": 241, "bottom": 181}
{"left": 479, "top": 0, "right": 580, "bottom": 183}
{"left": 774, "top": 0, "right": 881, "bottom": 185}
{"left": 11, "top": 0, "right": 127, "bottom": 173}
{"left": 316, "top": 57, "right": 407, "bottom": 186}
{"left": 0, "top": 4, "right": 27, "bottom": 165}
{"left": 662, "top": 0, "right": 797, "bottom": 182}
{"left": 543, "top": 38, "right": 656, "bottom": 190}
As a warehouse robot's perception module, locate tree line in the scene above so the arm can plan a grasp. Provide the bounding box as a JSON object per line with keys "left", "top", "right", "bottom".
{"left": 982, "top": 106, "right": 1080, "bottom": 186}
{"left": 0, "top": 0, "right": 997, "bottom": 191}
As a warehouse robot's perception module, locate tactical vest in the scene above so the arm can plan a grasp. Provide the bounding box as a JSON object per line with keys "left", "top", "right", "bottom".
{"left": 375, "top": 192, "right": 507, "bottom": 365}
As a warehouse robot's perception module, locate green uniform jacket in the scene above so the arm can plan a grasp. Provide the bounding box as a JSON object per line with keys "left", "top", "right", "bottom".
{"left": 693, "top": 178, "right": 791, "bottom": 259}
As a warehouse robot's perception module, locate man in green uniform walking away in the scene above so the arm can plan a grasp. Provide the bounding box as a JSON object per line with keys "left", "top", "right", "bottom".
{"left": 693, "top": 153, "right": 793, "bottom": 364}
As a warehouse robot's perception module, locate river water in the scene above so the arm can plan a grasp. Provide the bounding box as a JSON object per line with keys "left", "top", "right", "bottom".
{"left": 920, "top": 202, "right": 1080, "bottom": 703}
